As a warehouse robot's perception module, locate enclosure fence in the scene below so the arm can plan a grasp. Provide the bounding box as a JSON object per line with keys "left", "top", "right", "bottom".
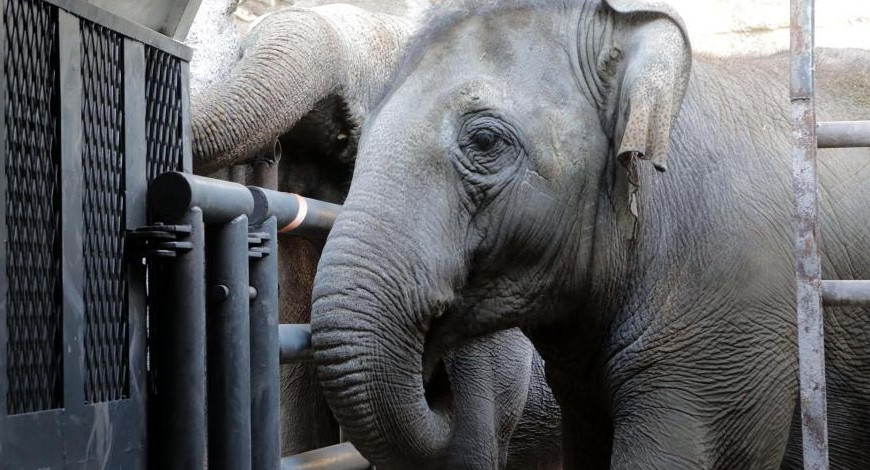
{"left": 790, "top": 1, "right": 870, "bottom": 469}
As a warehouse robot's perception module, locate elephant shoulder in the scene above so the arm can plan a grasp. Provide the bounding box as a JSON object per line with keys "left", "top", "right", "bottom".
{"left": 816, "top": 48, "right": 870, "bottom": 115}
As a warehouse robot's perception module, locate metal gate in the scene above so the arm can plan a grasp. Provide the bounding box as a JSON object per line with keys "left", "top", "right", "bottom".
{"left": 138, "top": 171, "right": 366, "bottom": 470}
{"left": 0, "top": 0, "right": 191, "bottom": 467}
{"left": 790, "top": 1, "right": 870, "bottom": 469}
{"left": 0, "top": 1, "right": 367, "bottom": 468}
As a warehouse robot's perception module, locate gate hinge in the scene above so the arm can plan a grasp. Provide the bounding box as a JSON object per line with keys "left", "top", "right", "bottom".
{"left": 128, "top": 224, "right": 194, "bottom": 259}
{"left": 248, "top": 231, "right": 272, "bottom": 259}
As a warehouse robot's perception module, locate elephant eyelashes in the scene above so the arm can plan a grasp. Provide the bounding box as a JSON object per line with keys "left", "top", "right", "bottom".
{"left": 459, "top": 116, "right": 522, "bottom": 173}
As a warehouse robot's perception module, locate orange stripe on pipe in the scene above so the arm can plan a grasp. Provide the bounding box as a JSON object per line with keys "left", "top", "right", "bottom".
{"left": 279, "top": 194, "right": 308, "bottom": 233}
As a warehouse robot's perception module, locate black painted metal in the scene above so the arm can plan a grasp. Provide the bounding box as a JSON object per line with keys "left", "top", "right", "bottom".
{"left": 44, "top": 0, "right": 193, "bottom": 61}
{"left": 120, "top": 35, "right": 150, "bottom": 470}
{"left": 2, "top": 1, "right": 186, "bottom": 467}
{"left": 148, "top": 211, "right": 207, "bottom": 469}
{"left": 150, "top": 171, "right": 256, "bottom": 223}
{"left": 250, "top": 218, "right": 281, "bottom": 470}
{"left": 58, "top": 10, "right": 87, "bottom": 458}
{"left": 207, "top": 215, "right": 253, "bottom": 470}
{"left": 279, "top": 324, "right": 313, "bottom": 364}
{"left": 144, "top": 46, "right": 184, "bottom": 183}
{"left": 0, "top": 0, "right": 8, "bottom": 455}
{"left": 3, "top": 0, "right": 64, "bottom": 415}
{"left": 249, "top": 187, "right": 342, "bottom": 238}
{"left": 81, "top": 19, "right": 128, "bottom": 404}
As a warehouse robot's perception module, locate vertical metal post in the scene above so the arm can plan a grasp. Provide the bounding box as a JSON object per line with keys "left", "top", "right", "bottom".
{"left": 250, "top": 217, "right": 280, "bottom": 470}
{"left": 207, "top": 215, "right": 253, "bottom": 470}
{"left": 57, "top": 14, "right": 89, "bottom": 457}
{"left": 790, "top": 0, "right": 829, "bottom": 469}
{"left": 122, "top": 36, "right": 149, "bottom": 467}
{"left": 151, "top": 209, "right": 207, "bottom": 469}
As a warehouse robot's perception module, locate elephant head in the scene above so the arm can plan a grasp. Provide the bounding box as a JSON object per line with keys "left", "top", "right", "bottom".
{"left": 191, "top": 4, "right": 415, "bottom": 174}
{"left": 311, "top": 0, "right": 690, "bottom": 468}
{"left": 190, "top": 3, "right": 564, "bottom": 467}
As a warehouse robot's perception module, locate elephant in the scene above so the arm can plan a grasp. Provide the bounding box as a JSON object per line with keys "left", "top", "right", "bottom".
{"left": 288, "top": 1, "right": 870, "bottom": 470}
{"left": 190, "top": 2, "right": 564, "bottom": 468}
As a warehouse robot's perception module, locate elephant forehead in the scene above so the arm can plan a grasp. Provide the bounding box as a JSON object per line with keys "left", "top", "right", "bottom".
{"left": 408, "top": 7, "right": 576, "bottom": 85}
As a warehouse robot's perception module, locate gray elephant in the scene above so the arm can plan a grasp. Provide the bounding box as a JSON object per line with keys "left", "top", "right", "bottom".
{"left": 293, "top": 1, "right": 870, "bottom": 470}
{"left": 191, "top": 2, "right": 563, "bottom": 468}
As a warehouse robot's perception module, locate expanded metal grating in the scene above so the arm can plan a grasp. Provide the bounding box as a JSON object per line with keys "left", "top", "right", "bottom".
{"left": 3, "top": 0, "right": 63, "bottom": 415}
{"left": 81, "top": 21, "right": 128, "bottom": 404}
{"left": 144, "top": 46, "right": 183, "bottom": 182}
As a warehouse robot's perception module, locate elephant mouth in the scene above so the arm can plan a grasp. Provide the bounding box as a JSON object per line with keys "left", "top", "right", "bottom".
{"left": 423, "top": 357, "right": 454, "bottom": 414}
{"left": 421, "top": 305, "right": 468, "bottom": 416}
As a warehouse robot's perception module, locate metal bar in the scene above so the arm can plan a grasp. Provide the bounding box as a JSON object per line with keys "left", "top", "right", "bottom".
{"left": 821, "top": 280, "right": 870, "bottom": 307}
{"left": 150, "top": 171, "right": 255, "bottom": 224}
{"left": 181, "top": 60, "right": 193, "bottom": 172}
{"left": 59, "top": 8, "right": 86, "bottom": 418}
{"left": 0, "top": 0, "right": 9, "bottom": 439}
{"left": 43, "top": 0, "right": 193, "bottom": 60}
{"left": 252, "top": 140, "right": 282, "bottom": 190}
{"left": 279, "top": 324, "right": 313, "bottom": 364}
{"left": 790, "top": 0, "right": 829, "bottom": 468}
{"left": 207, "top": 215, "right": 253, "bottom": 470}
{"left": 249, "top": 187, "right": 342, "bottom": 238}
{"left": 123, "top": 36, "right": 149, "bottom": 467}
{"left": 817, "top": 121, "right": 870, "bottom": 148}
{"left": 250, "top": 218, "right": 281, "bottom": 470}
{"left": 151, "top": 209, "right": 207, "bottom": 469}
{"left": 280, "top": 443, "right": 371, "bottom": 470}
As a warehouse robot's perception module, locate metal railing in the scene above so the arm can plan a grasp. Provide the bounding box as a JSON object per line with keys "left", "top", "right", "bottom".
{"left": 790, "top": 1, "right": 870, "bottom": 469}
{"left": 141, "top": 172, "right": 366, "bottom": 470}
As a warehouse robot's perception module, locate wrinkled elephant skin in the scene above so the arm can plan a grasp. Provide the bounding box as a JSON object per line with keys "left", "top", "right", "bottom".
{"left": 309, "top": 1, "right": 870, "bottom": 469}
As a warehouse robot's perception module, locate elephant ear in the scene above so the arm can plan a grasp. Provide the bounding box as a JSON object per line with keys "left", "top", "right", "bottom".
{"left": 597, "top": 0, "right": 691, "bottom": 228}
{"left": 604, "top": 0, "right": 691, "bottom": 174}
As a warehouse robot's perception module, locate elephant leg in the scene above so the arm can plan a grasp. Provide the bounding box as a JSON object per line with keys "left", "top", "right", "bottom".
{"left": 443, "top": 330, "right": 534, "bottom": 470}
{"left": 607, "top": 381, "right": 793, "bottom": 470}
{"left": 609, "top": 391, "right": 713, "bottom": 470}
{"left": 504, "top": 354, "right": 562, "bottom": 470}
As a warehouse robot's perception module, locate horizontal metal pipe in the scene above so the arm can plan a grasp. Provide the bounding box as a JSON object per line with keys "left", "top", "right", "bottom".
{"left": 151, "top": 171, "right": 255, "bottom": 224}
{"left": 280, "top": 443, "right": 371, "bottom": 470}
{"left": 279, "top": 324, "right": 312, "bottom": 364}
{"left": 249, "top": 187, "right": 341, "bottom": 238}
{"left": 817, "top": 121, "right": 870, "bottom": 148}
{"left": 821, "top": 280, "right": 870, "bottom": 307}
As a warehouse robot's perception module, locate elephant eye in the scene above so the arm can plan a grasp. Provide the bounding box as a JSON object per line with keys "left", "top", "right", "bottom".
{"left": 469, "top": 129, "right": 498, "bottom": 152}
{"left": 458, "top": 115, "right": 522, "bottom": 174}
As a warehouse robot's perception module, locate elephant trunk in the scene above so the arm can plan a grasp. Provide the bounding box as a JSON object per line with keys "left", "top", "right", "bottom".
{"left": 191, "top": 6, "right": 413, "bottom": 174}
{"left": 311, "top": 198, "right": 462, "bottom": 468}
{"left": 192, "top": 10, "right": 341, "bottom": 174}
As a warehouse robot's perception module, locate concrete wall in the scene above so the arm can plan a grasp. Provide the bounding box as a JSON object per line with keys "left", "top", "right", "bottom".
{"left": 668, "top": 0, "right": 870, "bottom": 55}
{"left": 187, "top": 0, "right": 870, "bottom": 92}
{"left": 227, "top": 0, "right": 870, "bottom": 55}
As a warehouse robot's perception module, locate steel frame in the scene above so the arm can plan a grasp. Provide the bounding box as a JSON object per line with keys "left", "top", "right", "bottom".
{"left": 791, "top": 1, "right": 870, "bottom": 469}
{"left": 0, "top": 0, "right": 190, "bottom": 466}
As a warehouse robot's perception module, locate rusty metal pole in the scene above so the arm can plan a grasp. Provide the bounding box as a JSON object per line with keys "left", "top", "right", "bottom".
{"left": 790, "top": 0, "right": 829, "bottom": 469}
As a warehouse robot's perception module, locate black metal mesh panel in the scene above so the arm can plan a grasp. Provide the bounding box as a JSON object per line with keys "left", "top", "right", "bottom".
{"left": 144, "top": 47, "right": 183, "bottom": 182}
{"left": 3, "top": 0, "right": 63, "bottom": 415}
{"left": 81, "top": 21, "right": 128, "bottom": 404}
